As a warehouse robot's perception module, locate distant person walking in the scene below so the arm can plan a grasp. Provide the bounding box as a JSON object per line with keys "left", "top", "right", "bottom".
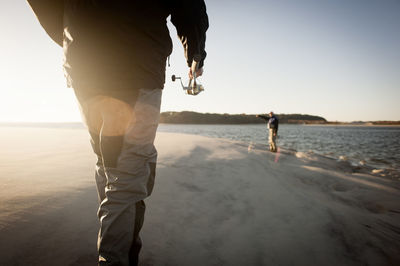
{"left": 257, "top": 112, "right": 279, "bottom": 152}
{"left": 27, "top": 1, "right": 208, "bottom": 265}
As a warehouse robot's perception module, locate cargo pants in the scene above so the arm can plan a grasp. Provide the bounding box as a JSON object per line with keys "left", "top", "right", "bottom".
{"left": 74, "top": 88, "right": 162, "bottom": 266}
{"left": 269, "top": 128, "right": 277, "bottom": 152}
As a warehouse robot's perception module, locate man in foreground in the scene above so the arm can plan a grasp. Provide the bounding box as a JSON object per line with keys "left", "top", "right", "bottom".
{"left": 257, "top": 111, "right": 279, "bottom": 152}
{"left": 27, "top": 1, "right": 208, "bottom": 265}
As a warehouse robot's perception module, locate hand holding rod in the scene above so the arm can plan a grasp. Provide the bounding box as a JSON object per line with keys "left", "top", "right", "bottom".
{"left": 171, "top": 54, "right": 204, "bottom": 95}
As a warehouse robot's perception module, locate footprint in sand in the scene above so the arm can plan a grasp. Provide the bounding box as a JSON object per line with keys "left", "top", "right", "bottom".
{"left": 363, "top": 202, "right": 387, "bottom": 214}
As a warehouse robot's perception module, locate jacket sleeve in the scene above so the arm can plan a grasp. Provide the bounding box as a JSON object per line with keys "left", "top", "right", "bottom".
{"left": 26, "top": 0, "right": 64, "bottom": 47}
{"left": 170, "top": 0, "right": 208, "bottom": 68}
{"left": 257, "top": 115, "right": 269, "bottom": 122}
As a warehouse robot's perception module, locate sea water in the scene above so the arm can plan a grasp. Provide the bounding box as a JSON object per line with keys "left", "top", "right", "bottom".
{"left": 158, "top": 124, "right": 400, "bottom": 172}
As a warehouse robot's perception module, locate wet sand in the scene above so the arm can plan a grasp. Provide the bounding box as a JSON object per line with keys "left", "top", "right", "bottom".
{"left": 0, "top": 127, "right": 399, "bottom": 265}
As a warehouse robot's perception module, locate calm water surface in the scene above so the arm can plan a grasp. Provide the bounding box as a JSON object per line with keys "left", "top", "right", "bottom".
{"left": 158, "top": 124, "right": 400, "bottom": 171}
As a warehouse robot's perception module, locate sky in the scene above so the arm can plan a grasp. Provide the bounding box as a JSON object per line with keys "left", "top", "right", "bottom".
{"left": 0, "top": 0, "right": 399, "bottom": 122}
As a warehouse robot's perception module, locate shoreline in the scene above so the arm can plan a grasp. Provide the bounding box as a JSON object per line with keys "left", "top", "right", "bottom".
{"left": 311, "top": 123, "right": 400, "bottom": 127}
{"left": 158, "top": 126, "right": 400, "bottom": 179}
{"left": 1, "top": 123, "right": 398, "bottom": 176}
{"left": 1, "top": 122, "right": 400, "bottom": 127}
{"left": 245, "top": 140, "right": 400, "bottom": 181}
{"left": 1, "top": 123, "right": 398, "bottom": 177}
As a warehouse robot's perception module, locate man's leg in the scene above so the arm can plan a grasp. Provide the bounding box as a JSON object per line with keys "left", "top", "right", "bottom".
{"left": 270, "top": 131, "right": 277, "bottom": 152}
{"left": 271, "top": 136, "right": 277, "bottom": 152}
{"left": 91, "top": 136, "right": 146, "bottom": 265}
{"left": 75, "top": 89, "right": 162, "bottom": 266}
{"left": 268, "top": 129, "right": 274, "bottom": 151}
{"left": 99, "top": 89, "right": 161, "bottom": 266}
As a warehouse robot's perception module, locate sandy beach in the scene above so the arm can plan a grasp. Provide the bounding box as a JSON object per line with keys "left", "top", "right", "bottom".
{"left": 0, "top": 126, "right": 399, "bottom": 266}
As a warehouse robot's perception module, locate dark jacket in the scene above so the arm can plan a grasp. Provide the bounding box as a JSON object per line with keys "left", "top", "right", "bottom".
{"left": 27, "top": 0, "right": 208, "bottom": 97}
{"left": 258, "top": 115, "right": 279, "bottom": 133}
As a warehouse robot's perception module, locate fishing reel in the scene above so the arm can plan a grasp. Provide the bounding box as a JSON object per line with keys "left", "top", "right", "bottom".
{"left": 171, "top": 55, "right": 204, "bottom": 96}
